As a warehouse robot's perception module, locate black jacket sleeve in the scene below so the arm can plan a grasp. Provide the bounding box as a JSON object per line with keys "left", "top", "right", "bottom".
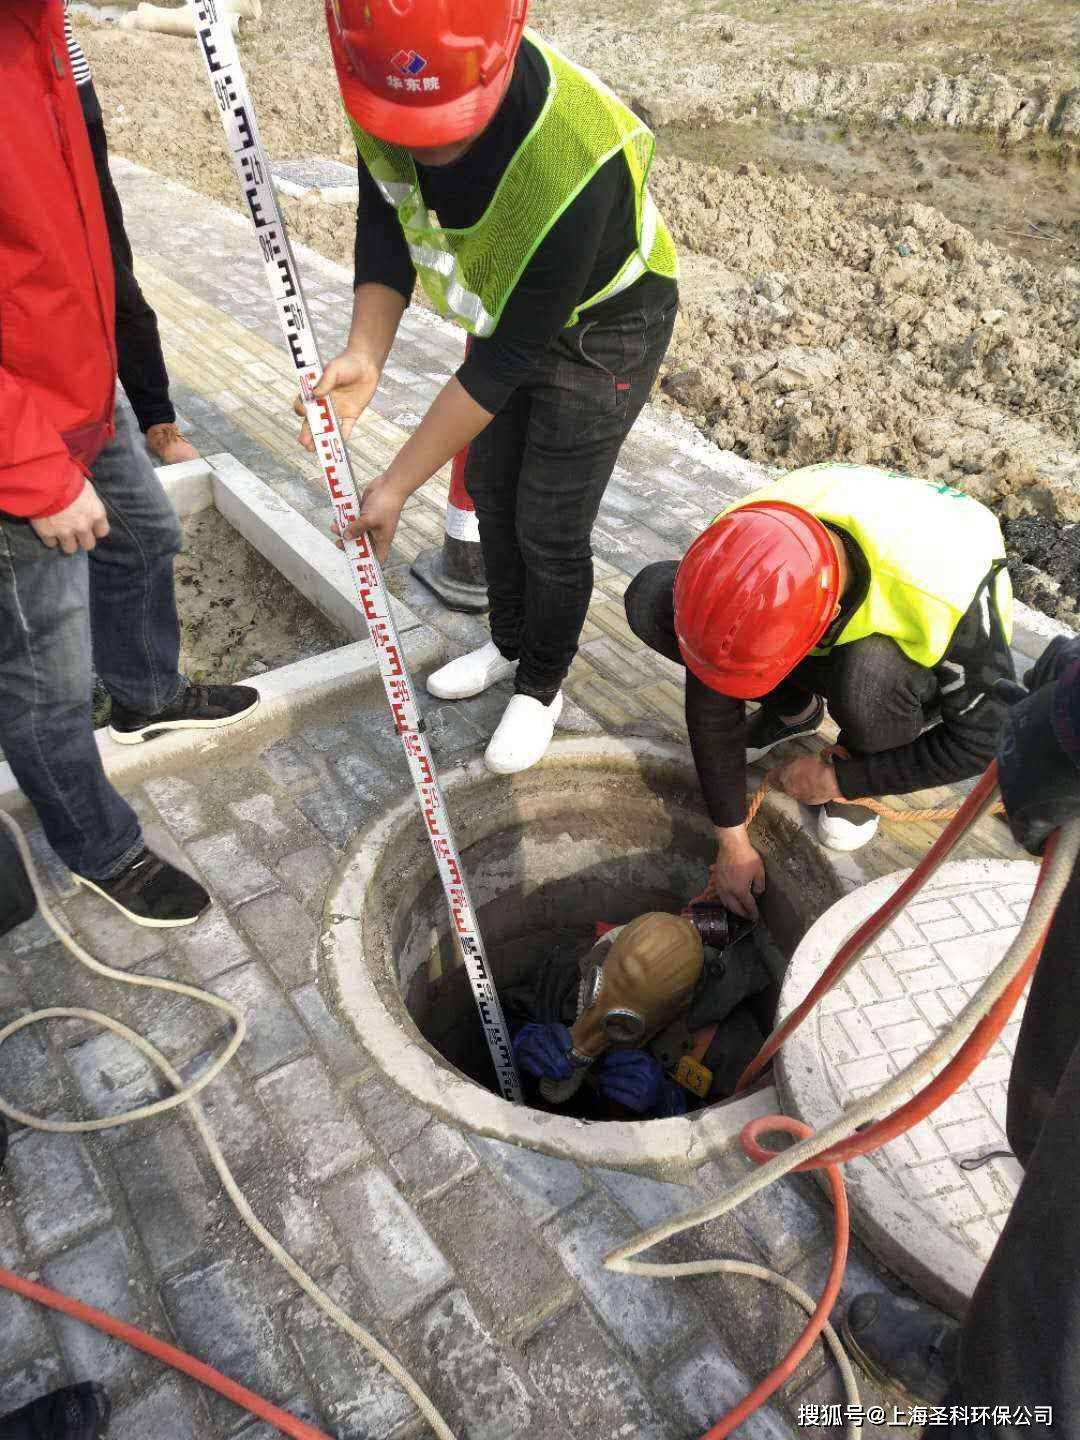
{"left": 686, "top": 678, "right": 750, "bottom": 829}
{"left": 353, "top": 150, "right": 416, "bottom": 303}
{"left": 455, "top": 154, "right": 622, "bottom": 414}
{"left": 835, "top": 572, "right": 1016, "bottom": 799}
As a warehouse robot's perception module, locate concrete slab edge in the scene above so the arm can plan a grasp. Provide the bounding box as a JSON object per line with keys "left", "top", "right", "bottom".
{"left": 157, "top": 457, "right": 215, "bottom": 517}
{"left": 205, "top": 452, "right": 421, "bottom": 642}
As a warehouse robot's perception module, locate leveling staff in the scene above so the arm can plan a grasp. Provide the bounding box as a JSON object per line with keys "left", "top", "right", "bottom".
{"left": 303, "top": 0, "right": 678, "bottom": 775}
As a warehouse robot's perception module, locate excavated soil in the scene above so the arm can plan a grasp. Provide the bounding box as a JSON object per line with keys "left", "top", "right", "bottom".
{"left": 75, "top": 1, "right": 1079, "bottom": 618}
{"left": 176, "top": 509, "right": 346, "bottom": 681}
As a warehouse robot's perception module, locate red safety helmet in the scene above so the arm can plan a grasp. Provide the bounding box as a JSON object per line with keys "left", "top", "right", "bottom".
{"left": 326, "top": 0, "right": 529, "bottom": 150}
{"left": 673, "top": 502, "right": 841, "bottom": 699}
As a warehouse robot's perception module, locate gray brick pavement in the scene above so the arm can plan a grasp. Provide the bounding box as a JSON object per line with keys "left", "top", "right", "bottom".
{"left": 0, "top": 161, "right": 934, "bottom": 1440}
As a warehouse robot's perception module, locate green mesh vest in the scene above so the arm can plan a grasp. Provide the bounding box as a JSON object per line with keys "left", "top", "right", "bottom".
{"left": 349, "top": 30, "right": 678, "bottom": 337}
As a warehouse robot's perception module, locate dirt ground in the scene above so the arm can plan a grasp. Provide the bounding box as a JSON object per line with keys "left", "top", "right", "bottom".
{"left": 175, "top": 509, "right": 346, "bottom": 682}
{"left": 76, "top": 1, "right": 1080, "bottom": 622}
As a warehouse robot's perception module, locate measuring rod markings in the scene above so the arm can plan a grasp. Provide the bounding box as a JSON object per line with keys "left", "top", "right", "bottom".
{"left": 191, "top": 0, "right": 522, "bottom": 1102}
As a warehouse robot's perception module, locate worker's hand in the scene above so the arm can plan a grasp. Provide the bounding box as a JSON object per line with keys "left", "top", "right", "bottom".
{"left": 998, "top": 681, "right": 1080, "bottom": 855}
{"left": 769, "top": 753, "right": 841, "bottom": 807}
{"left": 30, "top": 480, "right": 110, "bottom": 554}
{"left": 513, "top": 1023, "right": 573, "bottom": 1082}
{"left": 595, "top": 1049, "right": 663, "bottom": 1112}
{"left": 331, "top": 472, "right": 407, "bottom": 565}
{"left": 295, "top": 350, "right": 380, "bottom": 452}
{"left": 709, "top": 826, "right": 766, "bottom": 921}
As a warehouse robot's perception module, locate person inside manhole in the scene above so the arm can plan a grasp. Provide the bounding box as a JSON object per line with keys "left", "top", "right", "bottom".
{"left": 624, "top": 462, "right": 1016, "bottom": 917}
{"left": 501, "top": 903, "right": 773, "bottom": 1120}
{"left": 305, "top": 0, "right": 678, "bottom": 776}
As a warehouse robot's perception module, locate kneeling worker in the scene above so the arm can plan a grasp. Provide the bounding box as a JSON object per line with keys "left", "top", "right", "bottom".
{"left": 625, "top": 463, "right": 1015, "bottom": 918}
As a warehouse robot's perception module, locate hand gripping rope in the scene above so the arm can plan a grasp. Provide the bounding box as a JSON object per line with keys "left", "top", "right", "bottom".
{"left": 189, "top": 1, "right": 520, "bottom": 1104}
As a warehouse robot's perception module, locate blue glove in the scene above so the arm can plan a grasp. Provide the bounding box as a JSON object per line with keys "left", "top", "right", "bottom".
{"left": 595, "top": 1049, "right": 665, "bottom": 1113}
{"left": 513, "top": 1023, "right": 573, "bottom": 1082}
{"left": 657, "top": 1079, "right": 689, "bottom": 1118}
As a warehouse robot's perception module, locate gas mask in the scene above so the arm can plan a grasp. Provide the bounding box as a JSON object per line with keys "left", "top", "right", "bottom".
{"left": 540, "top": 912, "right": 704, "bottom": 1102}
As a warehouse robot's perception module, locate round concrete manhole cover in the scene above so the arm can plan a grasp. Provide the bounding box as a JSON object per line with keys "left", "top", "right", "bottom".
{"left": 775, "top": 857, "right": 1039, "bottom": 1317}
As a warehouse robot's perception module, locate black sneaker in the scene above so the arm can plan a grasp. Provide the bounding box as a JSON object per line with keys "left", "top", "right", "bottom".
{"left": 746, "top": 696, "right": 825, "bottom": 763}
{"left": 0, "top": 1382, "right": 111, "bottom": 1440}
{"left": 108, "top": 682, "right": 260, "bottom": 745}
{"left": 73, "top": 848, "right": 210, "bottom": 928}
{"left": 842, "top": 1292, "right": 960, "bottom": 1406}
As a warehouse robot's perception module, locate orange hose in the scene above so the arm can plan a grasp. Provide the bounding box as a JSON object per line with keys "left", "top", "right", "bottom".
{"left": 0, "top": 1267, "right": 333, "bottom": 1440}
{"left": 698, "top": 1117, "right": 849, "bottom": 1440}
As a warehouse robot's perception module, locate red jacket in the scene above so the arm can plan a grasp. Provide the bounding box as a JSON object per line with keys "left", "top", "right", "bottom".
{"left": 0, "top": 0, "right": 116, "bottom": 520}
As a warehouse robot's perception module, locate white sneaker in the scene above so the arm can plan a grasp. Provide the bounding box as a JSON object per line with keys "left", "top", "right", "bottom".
{"left": 426, "top": 640, "right": 516, "bottom": 700}
{"left": 817, "top": 801, "right": 880, "bottom": 852}
{"left": 484, "top": 692, "right": 563, "bottom": 775}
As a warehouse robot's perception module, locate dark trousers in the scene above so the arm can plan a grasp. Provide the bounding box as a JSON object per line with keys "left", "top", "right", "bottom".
{"left": 86, "top": 117, "right": 176, "bottom": 433}
{"left": 465, "top": 294, "right": 677, "bottom": 704}
{"left": 0, "top": 401, "right": 183, "bottom": 880}
{"left": 949, "top": 859, "right": 1080, "bottom": 1436}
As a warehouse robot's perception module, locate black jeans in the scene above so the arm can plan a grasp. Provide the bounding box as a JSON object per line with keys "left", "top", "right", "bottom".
{"left": 86, "top": 117, "right": 176, "bottom": 433}
{"left": 945, "top": 859, "right": 1080, "bottom": 1437}
{"left": 465, "top": 293, "right": 677, "bottom": 704}
{"left": 623, "top": 559, "right": 939, "bottom": 825}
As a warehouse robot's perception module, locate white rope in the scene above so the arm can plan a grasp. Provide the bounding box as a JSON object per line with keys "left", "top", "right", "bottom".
{"left": 0, "top": 809, "right": 457, "bottom": 1440}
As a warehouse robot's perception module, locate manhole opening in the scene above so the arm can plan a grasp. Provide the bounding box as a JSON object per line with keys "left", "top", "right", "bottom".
{"left": 395, "top": 795, "right": 782, "bottom": 1122}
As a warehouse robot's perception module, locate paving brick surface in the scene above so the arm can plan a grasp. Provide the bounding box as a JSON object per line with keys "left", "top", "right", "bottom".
{"left": 322, "top": 1168, "right": 452, "bottom": 1322}
{"left": 777, "top": 860, "right": 1039, "bottom": 1311}
{"left": 0, "top": 161, "right": 1031, "bottom": 1440}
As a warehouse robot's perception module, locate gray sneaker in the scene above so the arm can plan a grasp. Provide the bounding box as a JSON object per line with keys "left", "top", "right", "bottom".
{"left": 746, "top": 696, "right": 825, "bottom": 763}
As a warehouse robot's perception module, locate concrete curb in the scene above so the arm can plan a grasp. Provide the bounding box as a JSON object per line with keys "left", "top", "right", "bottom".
{"left": 157, "top": 457, "right": 215, "bottom": 517}
{"left": 206, "top": 452, "right": 418, "bottom": 641}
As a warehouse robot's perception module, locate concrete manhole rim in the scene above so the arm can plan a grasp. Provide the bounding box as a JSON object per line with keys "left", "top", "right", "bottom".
{"left": 322, "top": 735, "right": 832, "bottom": 1173}
{"left": 775, "top": 856, "right": 1039, "bottom": 1318}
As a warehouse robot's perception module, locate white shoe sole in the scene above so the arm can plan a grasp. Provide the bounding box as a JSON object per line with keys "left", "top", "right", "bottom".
{"left": 71, "top": 871, "right": 208, "bottom": 928}
{"left": 108, "top": 694, "right": 261, "bottom": 746}
{"left": 817, "top": 811, "right": 880, "bottom": 853}
{"left": 426, "top": 657, "right": 516, "bottom": 701}
{"left": 484, "top": 692, "right": 563, "bottom": 775}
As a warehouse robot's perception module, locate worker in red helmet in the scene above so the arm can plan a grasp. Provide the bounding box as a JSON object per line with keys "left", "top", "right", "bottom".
{"left": 624, "top": 463, "right": 1016, "bottom": 917}
{"left": 308, "top": 0, "right": 678, "bottom": 775}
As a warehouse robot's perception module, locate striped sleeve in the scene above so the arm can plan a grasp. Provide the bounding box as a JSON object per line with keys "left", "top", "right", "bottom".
{"left": 64, "top": 5, "right": 94, "bottom": 88}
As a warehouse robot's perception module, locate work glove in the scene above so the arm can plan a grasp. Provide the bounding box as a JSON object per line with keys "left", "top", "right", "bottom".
{"left": 594, "top": 1049, "right": 686, "bottom": 1116}
{"left": 512, "top": 1022, "right": 573, "bottom": 1082}
{"left": 1023, "top": 636, "right": 1080, "bottom": 693}
{"left": 997, "top": 679, "right": 1080, "bottom": 856}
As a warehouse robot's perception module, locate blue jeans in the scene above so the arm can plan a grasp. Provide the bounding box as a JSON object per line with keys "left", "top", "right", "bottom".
{"left": 0, "top": 398, "right": 184, "bottom": 879}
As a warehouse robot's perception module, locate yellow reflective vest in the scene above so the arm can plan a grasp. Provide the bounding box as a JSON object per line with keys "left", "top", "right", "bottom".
{"left": 719, "top": 464, "right": 1013, "bottom": 668}
{"left": 349, "top": 31, "right": 678, "bottom": 337}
